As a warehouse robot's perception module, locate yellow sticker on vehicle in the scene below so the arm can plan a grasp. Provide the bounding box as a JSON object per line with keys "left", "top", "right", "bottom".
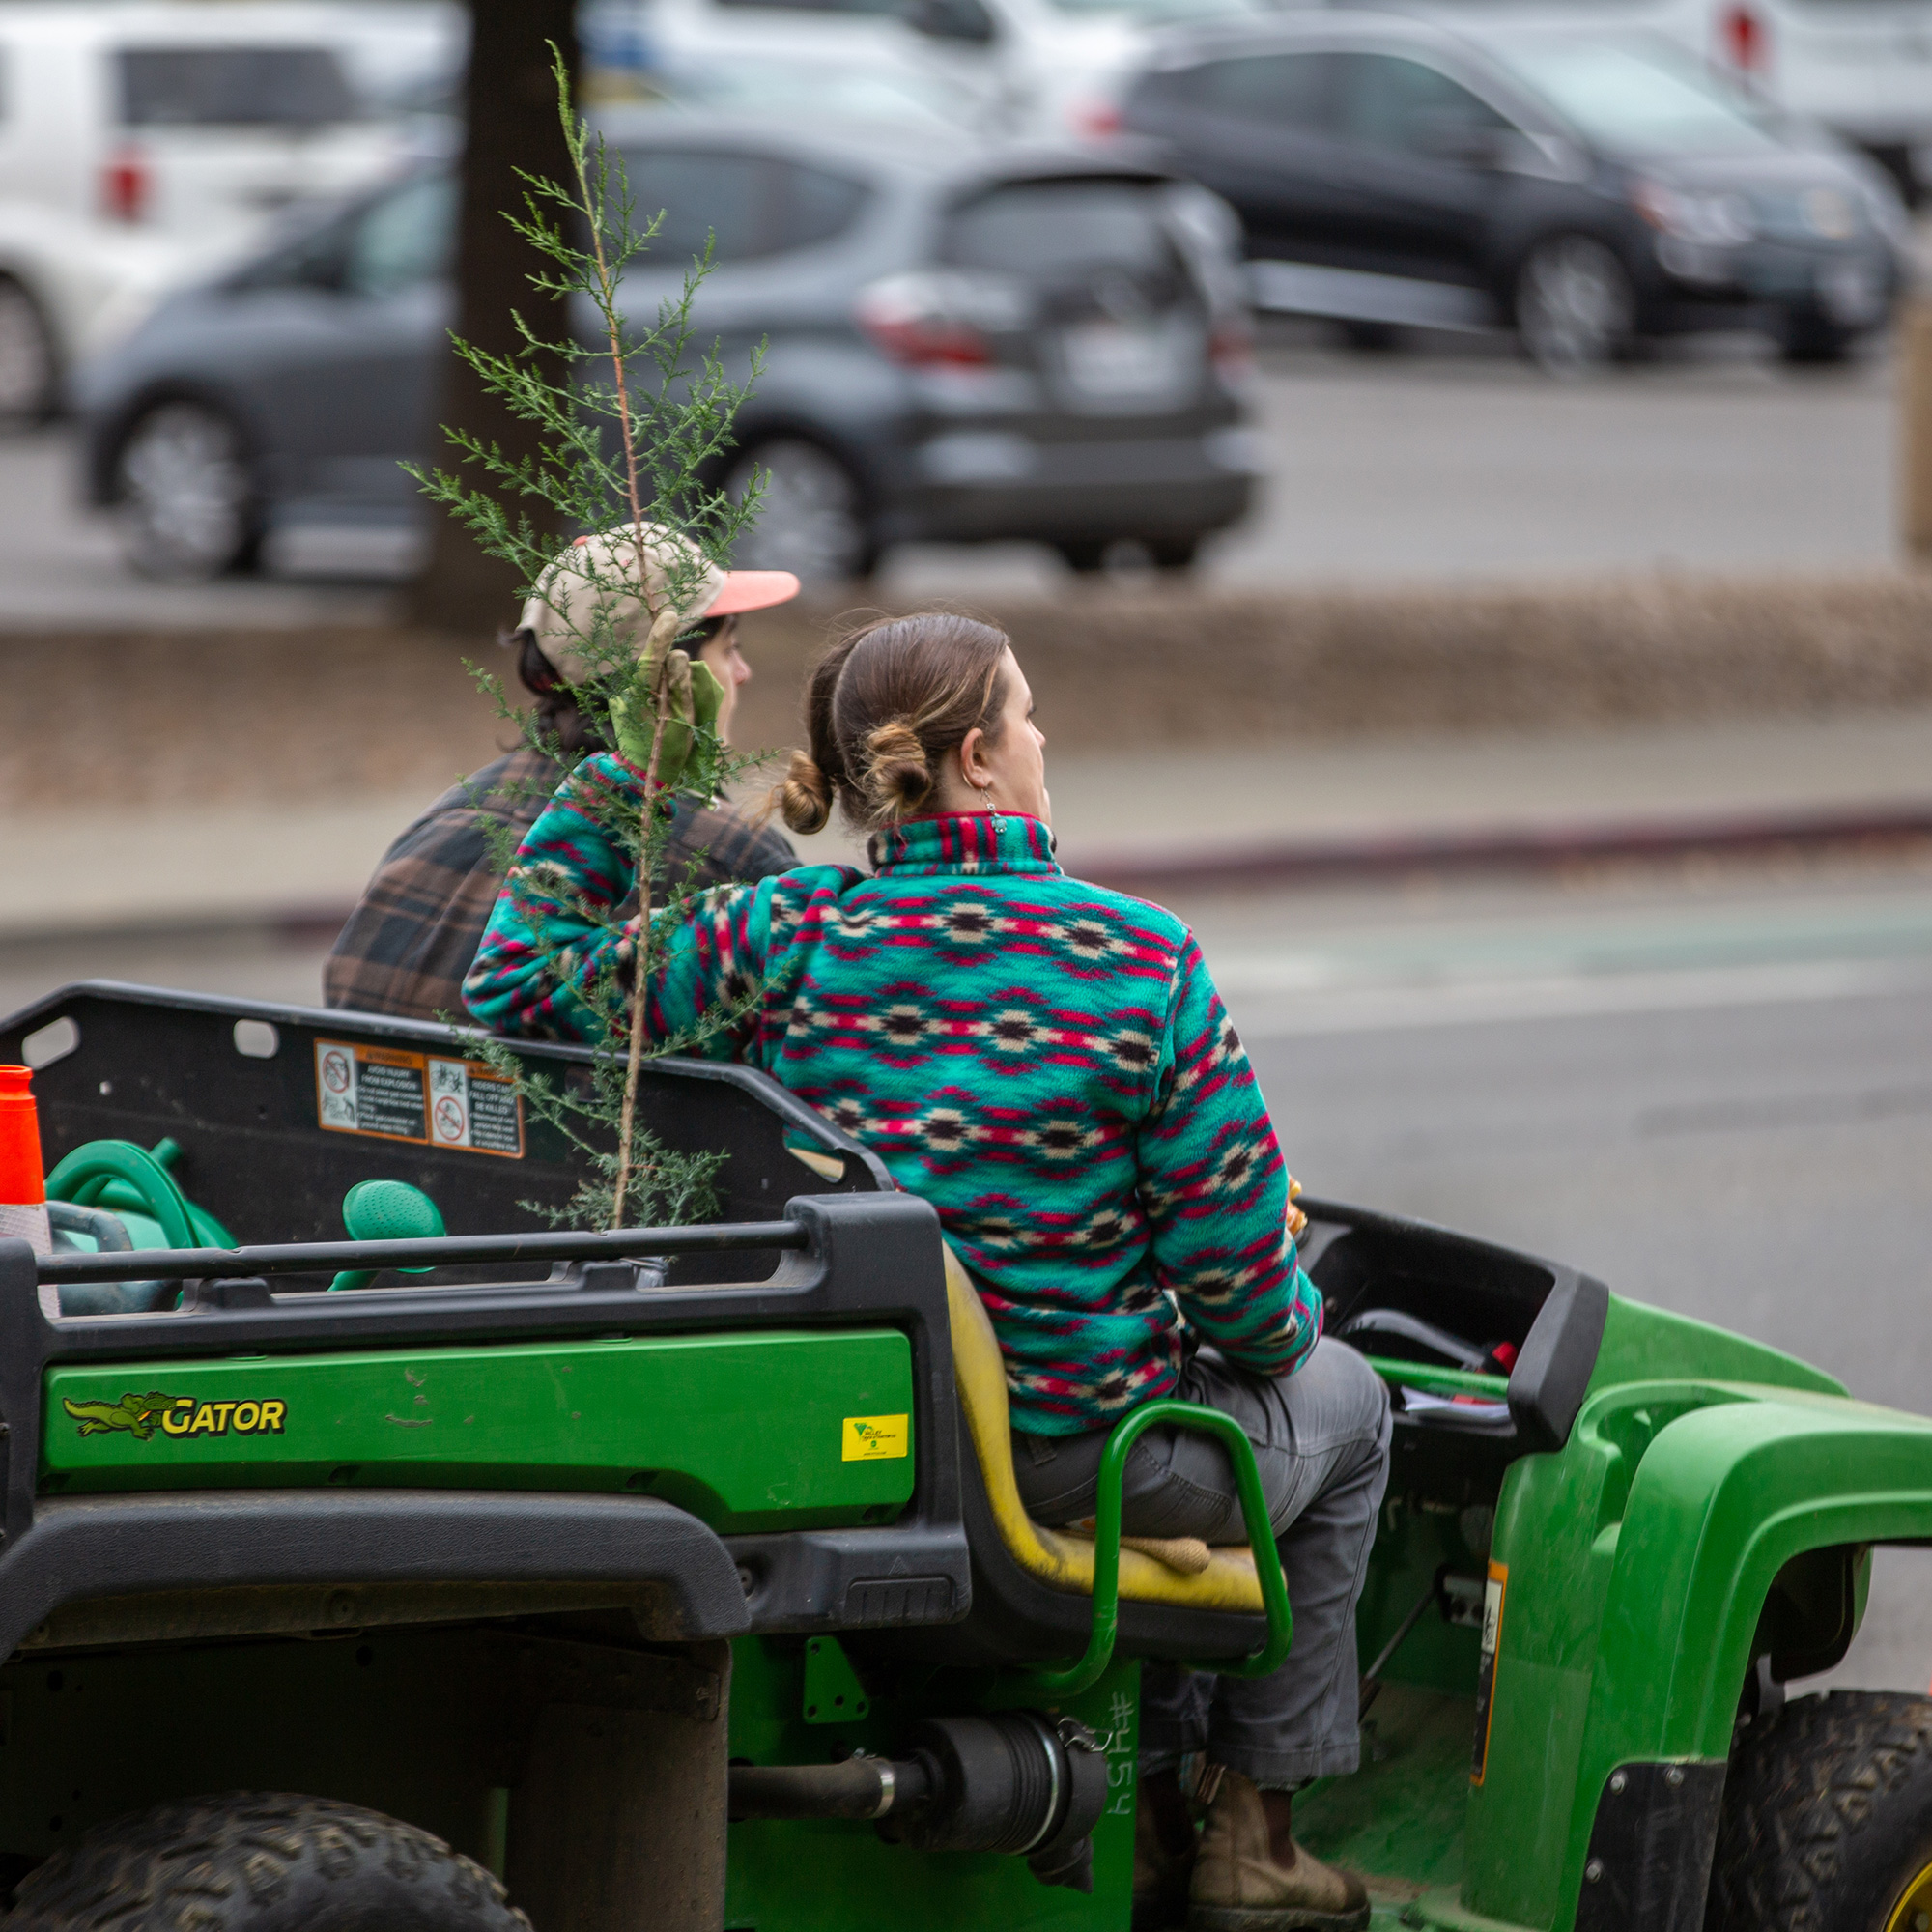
{"left": 1471, "top": 1558, "right": 1507, "bottom": 1785}
{"left": 61, "top": 1394, "right": 286, "bottom": 1441}
{"left": 842, "top": 1414, "right": 910, "bottom": 1461}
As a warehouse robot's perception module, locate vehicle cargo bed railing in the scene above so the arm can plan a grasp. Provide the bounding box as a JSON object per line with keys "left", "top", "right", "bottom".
{"left": 33, "top": 1219, "right": 810, "bottom": 1286}
{"left": 0, "top": 1195, "right": 973, "bottom": 1641}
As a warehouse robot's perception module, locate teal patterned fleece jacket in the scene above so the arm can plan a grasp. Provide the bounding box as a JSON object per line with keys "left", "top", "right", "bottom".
{"left": 464, "top": 753, "right": 1321, "bottom": 1434}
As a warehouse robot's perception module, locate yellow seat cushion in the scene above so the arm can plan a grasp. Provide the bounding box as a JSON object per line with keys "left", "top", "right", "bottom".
{"left": 944, "top": 1246, "right": 1272, "bottom": 1615}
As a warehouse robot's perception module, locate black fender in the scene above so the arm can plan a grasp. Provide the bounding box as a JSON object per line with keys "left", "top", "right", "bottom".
{"left": 0, "top": 1490, "right": 753, "bottom": 1655}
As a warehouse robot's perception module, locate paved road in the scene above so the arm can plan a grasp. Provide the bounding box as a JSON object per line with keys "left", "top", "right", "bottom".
{"left": 6, "top": 847, "right": 1929, "bottom": 1691}
{"left": 1173, "top": 852, "right": 1932, "bottom": 1696}
{"left": 0, "top": 327, "right": 1900, "bottom": 623}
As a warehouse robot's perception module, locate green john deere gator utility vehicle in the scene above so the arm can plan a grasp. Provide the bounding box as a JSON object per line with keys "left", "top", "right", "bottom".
{"left": 0, "top": 980, "right": 1930, "bottom": 1932}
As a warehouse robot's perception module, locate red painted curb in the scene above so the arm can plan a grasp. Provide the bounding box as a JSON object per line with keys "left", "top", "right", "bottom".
{"left": 7, "top": 803, "right": 1932, "bottom": 955}
{"left": 1068, "top": 803, "right": 1932, "bottom": 896}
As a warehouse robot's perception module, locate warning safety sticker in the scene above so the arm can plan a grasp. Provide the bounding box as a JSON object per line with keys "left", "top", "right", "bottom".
{"left": 315, "top": 1042, "right": 524, "bottom": 1158}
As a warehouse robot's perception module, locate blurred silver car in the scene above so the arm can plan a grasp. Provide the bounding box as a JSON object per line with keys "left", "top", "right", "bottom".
{"left": 74, "top": 116, "right": 1260, "bottom": 581}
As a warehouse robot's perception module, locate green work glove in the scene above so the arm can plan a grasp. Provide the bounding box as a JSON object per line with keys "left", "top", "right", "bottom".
{"left": 609, "top": 650, "right": 725, "bottom": 792}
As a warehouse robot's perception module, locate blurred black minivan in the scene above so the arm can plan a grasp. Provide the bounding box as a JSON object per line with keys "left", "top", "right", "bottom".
{"left": 76, "top": 116, "right": 1261, "bottom": 580}
{"left": 1120, "top": 14, "right": 1912, "bottom": 369}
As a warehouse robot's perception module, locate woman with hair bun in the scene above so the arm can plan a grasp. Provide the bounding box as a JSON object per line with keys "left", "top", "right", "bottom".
{"left": 466, "top": 612, "right": 1390, "bottom": 1932}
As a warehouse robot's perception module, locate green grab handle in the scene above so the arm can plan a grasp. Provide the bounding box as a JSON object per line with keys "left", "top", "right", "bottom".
{"left": 46, "top": 1143, "right": 198, "bottom": 1253}
{"left": 1015, "top": 1399, "right": 1294, "bottom": 1700}
{"left": 1362, "top": 1357, "right": 1511, "bottom": 1402}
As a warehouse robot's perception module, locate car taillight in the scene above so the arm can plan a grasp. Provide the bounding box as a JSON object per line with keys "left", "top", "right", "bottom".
{"left": 100, "top": 147, "right": 151, "bottom": 223}
{"left": 1209, "top": 319, "right": 1254, "bottom": 383}
{"left": 1719, "top": 3, "right": 1768, "bottom": 72}
{"left": 858, "top": 310, "right": 992, "bottom": 368}
{"left": 1069, "top": 99, "right": 1123, "bottom": 140}
{"left": 855, "top": 272, "right": 1024, "bottom": 369}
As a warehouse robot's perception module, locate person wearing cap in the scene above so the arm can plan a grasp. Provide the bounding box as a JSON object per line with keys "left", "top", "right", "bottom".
{"left": 323, "top": 523, "right": 801, "bottom": 1023}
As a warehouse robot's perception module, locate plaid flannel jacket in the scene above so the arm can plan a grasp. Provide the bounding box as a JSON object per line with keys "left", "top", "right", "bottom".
{"left": 323, "top": 747, "right": 795, "bottom": 1023}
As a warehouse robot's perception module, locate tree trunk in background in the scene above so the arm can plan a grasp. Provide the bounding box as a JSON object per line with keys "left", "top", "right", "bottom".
{"left": 407, "top": 0, "right": 578, "bottom": 639}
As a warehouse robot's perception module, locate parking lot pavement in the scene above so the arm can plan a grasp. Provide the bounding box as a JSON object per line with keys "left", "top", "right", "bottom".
{"left": 887, "top": 328, "right": 1902, "bottom": 594}
{"left": 0, "top": 428, "right": 400, "bottom": 629}
{"left": 0, "top": 329, "right": 1900, "bottom": 621}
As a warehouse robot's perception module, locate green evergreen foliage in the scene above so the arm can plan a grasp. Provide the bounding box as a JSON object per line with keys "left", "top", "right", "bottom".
{"left": 408, "top": 45, "right": 766, "bottom": 1232}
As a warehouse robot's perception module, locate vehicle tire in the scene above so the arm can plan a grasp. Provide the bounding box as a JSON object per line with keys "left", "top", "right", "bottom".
{"left": 1514, "top": 235, "right": 1635, "bottom": 376}
{"left": 1144, "top": 534, "right": 1201, "bottom": 572}
{"left": 112, "top": 399, "right": 263, "bottom": 580}
{"left": 727, "top": 439, "right": 873, "bottom": 583}
{"left": 0, "top": 278, "right": 58, "bottom": 424}
{"left": 1056, "top": 537, "right": 1110, "bottom": 573}
{"left": 1339, "top": 320, "right": 1402, "bottom": 354}
{"left": 1779, "top": 310, "right": 1857, "bottom": 367}
{"left": 1706, "top": 1690, "right": 1932, "bottom": 1932}
{"left": 4, "top": 1791, "right": 529, "bottom": 1931}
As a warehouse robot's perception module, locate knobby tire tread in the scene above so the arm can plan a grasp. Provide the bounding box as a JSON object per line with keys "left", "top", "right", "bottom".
{"left": 1707, "top": 1690, "right": 1932, "bottom": 1932}
{"left": 4, "top": 1792, "right": 529, "bottom": 1932}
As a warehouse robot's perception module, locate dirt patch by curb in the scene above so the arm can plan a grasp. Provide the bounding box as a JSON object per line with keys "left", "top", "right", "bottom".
{"left": 12, "top": 571, "right": 1932, "bottom": 810}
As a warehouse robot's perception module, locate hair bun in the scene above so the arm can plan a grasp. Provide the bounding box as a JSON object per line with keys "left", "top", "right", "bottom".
{"left": 776, "top": 749, "right": 834, "bottom": 835}
{"left": 862, "top": 718, "right": 934, "bottom": 820}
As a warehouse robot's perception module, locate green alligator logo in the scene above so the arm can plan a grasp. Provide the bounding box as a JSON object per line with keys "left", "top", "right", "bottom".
{"left": 62, "top": 1393, "right": 189, "bottom": 1441}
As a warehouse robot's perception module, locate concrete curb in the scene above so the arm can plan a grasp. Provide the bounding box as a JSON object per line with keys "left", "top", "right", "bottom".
{"left": 7, "top": 802, "right": 1932, "bottom": 956}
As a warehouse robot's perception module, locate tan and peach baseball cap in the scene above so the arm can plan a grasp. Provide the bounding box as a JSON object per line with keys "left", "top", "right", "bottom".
{"left": 520, "top": 522, "right": 799, "bottom": 685}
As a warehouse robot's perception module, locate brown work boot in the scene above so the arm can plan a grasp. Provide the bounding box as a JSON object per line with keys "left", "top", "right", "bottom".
{"left": 1133, "top": 1769, "right": 1198, "bottom": 1932}
{"left": 1188, "top": 1767, "right": 1370, "bottom": 1932}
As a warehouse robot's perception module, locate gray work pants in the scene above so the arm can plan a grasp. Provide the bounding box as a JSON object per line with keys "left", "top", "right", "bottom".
{"left": 1011, "top": 1338, "right": 1392, "bottom": 1788}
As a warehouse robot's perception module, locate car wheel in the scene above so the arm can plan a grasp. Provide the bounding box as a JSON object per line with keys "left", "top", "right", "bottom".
{"left": 1057, "top": 537, "right": 1110, "bottom": 574}
{"left": 0, "top": 278, "right": 57, "bottom": 424}
{"left": 1339, "top": 320, "right": 1402, "bottom": 354}
{"left": 1514, "top": 235, "right": 1635, "bottom": 375}
{"left": 1779, "top": 309, "right": 1857, "bottom": 366}
{"left": 1707, "top": 1690, "right": 1932, "bottom": 1932}
{"left": 727, "top": 440, "right": 873, "bottom": 583}
{"left": 113, "top": 398, "right": 262, "bottom": 580}
{"left": 1145, "top": 535, "right": 1201, "bottom": 573}
{"left": 4, "top": 1791, "right": 530, "bottom": 1929}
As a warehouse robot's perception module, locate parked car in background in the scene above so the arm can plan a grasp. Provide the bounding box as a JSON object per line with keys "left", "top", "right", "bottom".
{"left": 1402, "top": 0, "right": 1932, "bottom": 204}
{"left": 74, "top": 121, "right": 1260, "bottom": 581}
{"left": 1120, "top": 14, "right": 1911, "bottom": 368}
{"left": 639, "top": 37, "right": 1002, "bottom": 132}
{"left": 0, "top": 4, "right": 430, "bottom": 422}
{"left": 638, "top": 0, "right": 1271, "bottom": 138}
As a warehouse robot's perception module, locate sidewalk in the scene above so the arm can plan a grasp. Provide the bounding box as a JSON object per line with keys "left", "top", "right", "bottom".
{"left": 9, "top": 707, "right": 1932, "bottom": 946}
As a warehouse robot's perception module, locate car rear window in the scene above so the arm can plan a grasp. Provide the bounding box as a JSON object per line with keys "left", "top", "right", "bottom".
{"left": 617, "top": 150, "right": 871, "bottom": 263}
{"left": 118, "top": 46, "right": 357, "bottom": 128}
{"left": 1160, "top": 51, "right": 1330, "bottom": 128}
{"left": 945, "top": 179, "right": 1173, "bottom": 278}
{"left": 1335, "top": 53, "right": 1511, "bottom": 153}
